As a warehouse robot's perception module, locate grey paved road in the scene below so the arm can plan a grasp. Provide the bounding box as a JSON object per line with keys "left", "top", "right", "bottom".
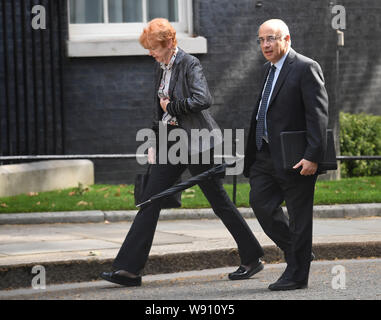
{"left": 1, "top": 258, "right": 380, "bottom": 301}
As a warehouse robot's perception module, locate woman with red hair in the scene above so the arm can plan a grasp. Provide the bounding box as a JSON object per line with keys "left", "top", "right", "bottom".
{"left": 100, "top": 18, "right": 264, "bottom": 287}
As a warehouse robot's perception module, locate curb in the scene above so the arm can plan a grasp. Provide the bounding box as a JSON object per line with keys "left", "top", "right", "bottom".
{"left": 1, "top": 241, "right": 381, "bottom": 290}
{"left": 0, "top": 203, "right": 381, "bottom": 225}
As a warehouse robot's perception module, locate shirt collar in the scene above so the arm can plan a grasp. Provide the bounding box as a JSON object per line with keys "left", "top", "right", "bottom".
{"left": 160, "top": 47, "right": 179, "bottom": 71}
{"left": 272, "top": 47, "right": 291, "bottom": 71}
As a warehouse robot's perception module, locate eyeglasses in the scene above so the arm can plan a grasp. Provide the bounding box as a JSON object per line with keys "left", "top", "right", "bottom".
{"left": 256, "top": 35, "right": 284, "bottom": 45}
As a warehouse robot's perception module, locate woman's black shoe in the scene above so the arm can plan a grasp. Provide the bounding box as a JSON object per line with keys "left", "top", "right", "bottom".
{"left": 228, "top": 260, "right": 264, "bottom": 280}
{"left": 100, "top": 270, "right": 142, "bottom": 287}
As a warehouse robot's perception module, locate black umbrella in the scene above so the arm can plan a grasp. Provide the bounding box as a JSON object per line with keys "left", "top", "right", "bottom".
{"left": 136, "top": 161, "right": 237, "bottom": 208}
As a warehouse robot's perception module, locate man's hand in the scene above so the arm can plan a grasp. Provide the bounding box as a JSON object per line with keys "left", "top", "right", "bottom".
{"left": 293, "top": 159, "right": 318, "bottom": 176}
{"left": 160, "top": 97, "right": 170, "bottom": 112}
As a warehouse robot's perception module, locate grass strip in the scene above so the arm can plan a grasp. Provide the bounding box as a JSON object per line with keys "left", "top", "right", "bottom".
{"left": 0, "top": 176, "right": 380, "bottom": 213}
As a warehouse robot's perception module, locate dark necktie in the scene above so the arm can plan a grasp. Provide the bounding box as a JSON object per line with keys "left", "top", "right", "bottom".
{"left": 256, "top": 65, "right": 276, "bottom": 150}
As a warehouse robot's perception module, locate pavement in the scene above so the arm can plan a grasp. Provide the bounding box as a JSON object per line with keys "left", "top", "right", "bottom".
{"left": 3, "top": 259, "right": 381, "bottom": 300}
{"left": 1, "top": 203, "right": 381, "bottom": 290}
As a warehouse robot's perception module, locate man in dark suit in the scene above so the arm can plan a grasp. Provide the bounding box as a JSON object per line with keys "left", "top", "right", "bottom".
{"left": 244, "top": 19, "right": 329, "bottom": 291}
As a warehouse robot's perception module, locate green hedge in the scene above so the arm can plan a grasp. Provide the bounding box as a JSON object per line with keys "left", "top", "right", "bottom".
{"left": 340, "top": 112, "right": 381, "bottom": 177}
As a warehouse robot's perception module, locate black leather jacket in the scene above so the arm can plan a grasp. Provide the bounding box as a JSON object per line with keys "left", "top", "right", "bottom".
{"left": 152, "top": 48, "right": 222, "bottom": 154}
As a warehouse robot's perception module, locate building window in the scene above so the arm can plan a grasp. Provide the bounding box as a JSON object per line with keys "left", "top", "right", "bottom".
{"left": 67, "top": 0, "right": 208, "bottom": 57}
{"left": 69, "top": 0, "right": 188, "bottom": 38}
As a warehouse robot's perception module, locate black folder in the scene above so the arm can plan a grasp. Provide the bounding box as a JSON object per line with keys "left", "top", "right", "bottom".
{"left": 280, "top": 129, "right": 337, "bottom": 171}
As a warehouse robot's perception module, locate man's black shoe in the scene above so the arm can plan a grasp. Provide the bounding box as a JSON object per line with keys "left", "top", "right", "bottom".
{"left": 268, "top": 278, "right": 308, "bottom": 291}
{"left": 228, "top": 260, "right": 264, "bottom": 280}
{"left": 100, "top": 270, "right": 142, "bottom": 287}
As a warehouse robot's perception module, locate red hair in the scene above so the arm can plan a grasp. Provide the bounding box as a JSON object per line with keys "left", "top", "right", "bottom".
{"left": 139, "top": 18, "right": 177, "bottom": 49}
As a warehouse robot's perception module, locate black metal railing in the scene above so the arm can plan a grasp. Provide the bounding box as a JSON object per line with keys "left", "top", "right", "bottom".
{"left": 1, "top": 155, "right": 380, "bottom": 161}
{"left": 0, "top": 154, "right": 380, "bottom": 205}
{"left": 336, "top": 156, "right": 381, "bottom": 161}
{"left": 0, "top": 154, "right": 144, "bottom": 161}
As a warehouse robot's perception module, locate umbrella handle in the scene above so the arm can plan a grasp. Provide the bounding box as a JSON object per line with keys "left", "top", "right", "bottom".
{"left": 136, "top": 199, "right": 152, "bottom": 208}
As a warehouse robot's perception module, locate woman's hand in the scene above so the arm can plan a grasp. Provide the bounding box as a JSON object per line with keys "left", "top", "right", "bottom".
{"left": 160, "top": 97, "right": 170, "bottom": 112}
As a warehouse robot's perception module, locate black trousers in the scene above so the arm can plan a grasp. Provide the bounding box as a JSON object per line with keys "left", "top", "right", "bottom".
{"left": 113, "top": 159, "right": 264, "bottom": 275}
{"left": 249, "top": 142, "right": 317, "bottom": 282}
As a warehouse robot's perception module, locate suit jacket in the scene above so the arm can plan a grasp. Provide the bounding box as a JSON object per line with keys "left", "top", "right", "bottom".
{"left": 151, "top": 47, "right": 222, "bottom": 155}
{"left": 243, "top": 48, "right": 329, "bottom": 177}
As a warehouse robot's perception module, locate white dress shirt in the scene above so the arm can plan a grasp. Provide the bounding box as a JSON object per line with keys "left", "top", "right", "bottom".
{"left": 159, "top": 47, "right": 179, "bottom": 125}
{"left": 257, "top": 47, "right": 291, "bottom": 139}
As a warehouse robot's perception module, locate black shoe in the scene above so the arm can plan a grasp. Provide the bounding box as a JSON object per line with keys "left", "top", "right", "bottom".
{"left": 100, "top": 270, "right": 142, "bottom": 287}
{"left": 268, "top": 278, "right": 308, "bottom": 291}
{"left": 228, "top": 260, "right": 264, "bottom": 280}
